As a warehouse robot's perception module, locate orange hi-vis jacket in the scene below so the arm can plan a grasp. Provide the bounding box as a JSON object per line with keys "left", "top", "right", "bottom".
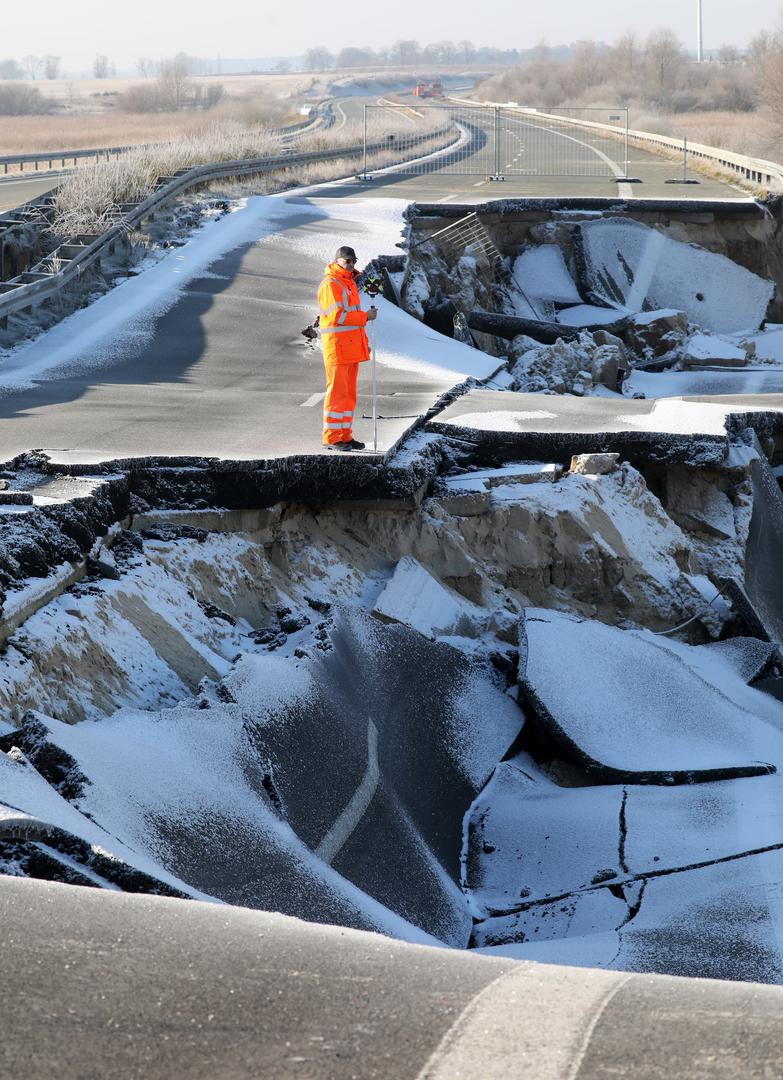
{"left": 317, "top": 262, "right": 371, "bottom": 366}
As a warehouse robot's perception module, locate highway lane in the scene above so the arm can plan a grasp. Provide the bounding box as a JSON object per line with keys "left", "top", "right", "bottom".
{"left": 345, "top": 95, "right": 744, "bottom": 200}
{"left": 0, "top": 102, "right": 754, "bottom": 466}
{"left": 4, "top": 876, "right": 783, "bottom": 1080}
{"left": 0, "top": 173, "right": 62, "bottom": 213}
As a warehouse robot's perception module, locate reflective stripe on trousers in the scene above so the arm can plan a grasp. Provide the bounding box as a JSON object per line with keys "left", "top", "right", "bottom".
{"left": 323, "top": 364, "right": 359, "bottom": 445}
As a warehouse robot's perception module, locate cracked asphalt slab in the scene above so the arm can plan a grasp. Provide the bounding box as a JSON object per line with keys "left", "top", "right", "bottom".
{"left": 5, "top": 875, "right": 783, "bottom": 1080}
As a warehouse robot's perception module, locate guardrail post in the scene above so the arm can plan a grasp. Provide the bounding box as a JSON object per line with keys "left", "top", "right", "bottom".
{"left": 362, "top": 105, "right": 368, "bottom": 180}
{"left": 624, "top": 111, "right": 630, "bottom": 178}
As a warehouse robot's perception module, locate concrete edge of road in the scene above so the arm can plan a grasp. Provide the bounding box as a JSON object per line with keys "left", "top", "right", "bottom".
{"left": 3, "top": 397, "right": 783, "bottom": 640}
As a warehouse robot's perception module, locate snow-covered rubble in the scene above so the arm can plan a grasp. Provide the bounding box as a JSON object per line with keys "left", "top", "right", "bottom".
{"left": 402, "top": 209, "right": 778, "bottom": 400}
{"left": 576, "top": 218, "right": 774, "bottom": 335}
{"left": 0, "top": 434, "right": 781, "bottom": 981}
{"left": 512, "top": 245, "right": 582, "bottom": 310}
{"left": 520, "top": 608, "right": 781, "bottom": 782}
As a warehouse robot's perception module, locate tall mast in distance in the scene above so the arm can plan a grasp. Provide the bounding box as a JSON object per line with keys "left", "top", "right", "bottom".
{"left": 696, "top": 0, "right": 704, "bottom": 62}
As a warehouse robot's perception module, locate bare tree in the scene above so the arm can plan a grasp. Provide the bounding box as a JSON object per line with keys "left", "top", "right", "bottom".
{"left": 0, "top": 59, "right": 23, "bottom": 80}
{"left": 304, "top": 47, "right": 333, "bottom": 71}
{"left": 570, "top": 39, "right": 604, "bottom": 93}
{"left": 458, "top": 40, "right": 475, "bottom": 64}
{"left": 433, "top": 40, "right": 457, "bottom": 64}
{"left": 717, "top": 44, "right": 740, "bottom": 64}
{"left": 391, "top": 40, "right": 421, "bottom": 66}
{"left": 748, "top": 30, "right": 774, "bottom": 67}
{"left": 158, "top": 54, "right": 192, "bottom": 108}
{"left": 42, "top": 55, "right": 61, "bottom": 80}
{"left": 644, "top": 29, "right": 685, "bottom": 103}
{"left": 22, "top": 55, "right": 42, "bottom": 80}
{"left": 336, "top": 47, "right": 374, "bottom": 68}
{"left": 93, "top": 54, "right": 111, "bottom": 79}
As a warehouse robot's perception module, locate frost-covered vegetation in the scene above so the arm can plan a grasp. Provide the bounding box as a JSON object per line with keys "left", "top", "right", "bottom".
{"left": 482, "top": 27, "right": 783, "bottom": 160}
{"left": 49, "top": 110, "right": 452, "bottom": 237}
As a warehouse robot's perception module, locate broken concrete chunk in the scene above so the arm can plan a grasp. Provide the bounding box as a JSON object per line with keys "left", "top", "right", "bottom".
{"left": 438, "top": 489, "right": 492, "bottom": 517}
{"left": 372, "top": 556, "right": 487, "bottom": 639}
{"left": 512, "top": 245, "right": 582, "bottom": 307}
{"left": 683, "top": 333, "right": 748, "bottom": 368}
{"left": 591, "top": 329, "right": 628, "bottom": 359}
{"left": 519, "top": 608, "right": 783, "bottom": 783}
{"left": 577, "top": 218, "right": 774, "bottom": 334}
{"left": 570, "top": 370, "right": 593, "bottom": 397}
{"left": 570, "top": 453, "right": 619, "bottom": 475}
{"left": 700, "top": 637, "right": 777, "bottom": 684}
{"left": 557, "top": 304, "right": 629, "bottom": 329}
{"left": 590, "top": 344, "right": 625, "bottom": 390}
{"left": 444, "top": 463, "right": 563, "bottom": 494}
{"left": 466, "top": 762, "right": 623, "bottom": 915}
{"left": 666, "top": 472, "right": 736, "bottom": 540}
{"left": 624, "top": 310, "right": 689, "bottom": 360}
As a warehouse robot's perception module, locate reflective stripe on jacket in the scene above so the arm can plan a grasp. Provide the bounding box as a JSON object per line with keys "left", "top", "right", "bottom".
{"left": 317, "top": 262, "right": 370, "bottom": 366}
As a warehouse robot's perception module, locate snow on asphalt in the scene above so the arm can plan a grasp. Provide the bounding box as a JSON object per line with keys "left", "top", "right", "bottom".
{"left": 0, "top": 189, "right": 497, "bottom": 392}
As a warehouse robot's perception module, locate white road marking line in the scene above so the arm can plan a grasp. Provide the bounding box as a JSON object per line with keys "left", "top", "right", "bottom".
{"left": 301, "top": 392, "right": 325, "bottom": 407}
{"left": 315, "top": 721, "right": 379, "bottom": 864}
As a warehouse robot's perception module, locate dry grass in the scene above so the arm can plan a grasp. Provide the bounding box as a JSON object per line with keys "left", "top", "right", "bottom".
{"left": 0, "top": 72, "right": 316, "bottom": 157}
{"left": 631, "top": 108, "right": 778, "bottom": 161}
{"left": 49, "top": 110, "right": 454, "bottom": 237}
{"left": 51, "top": 124, "right": 279, "bottom": 236}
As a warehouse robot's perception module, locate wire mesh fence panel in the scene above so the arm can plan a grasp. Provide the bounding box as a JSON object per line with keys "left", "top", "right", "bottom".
{"left": 363, "top": 105, "right": 629, "bottom": 179}
{"left": 499, "top": 108, "right": 629, "bottom": 178}
{"left": 364, "top": 104, "right": 498, "bottom": 176}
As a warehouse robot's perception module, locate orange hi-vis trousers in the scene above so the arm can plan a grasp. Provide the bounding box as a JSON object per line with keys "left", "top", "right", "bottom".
{"left": 322, "top": 362, "right": 359, "bottom": 445}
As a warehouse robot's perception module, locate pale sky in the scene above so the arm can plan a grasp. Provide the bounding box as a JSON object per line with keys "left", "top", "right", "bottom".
{"left": 4, "top": 0, "right": 781, "bottom": 73}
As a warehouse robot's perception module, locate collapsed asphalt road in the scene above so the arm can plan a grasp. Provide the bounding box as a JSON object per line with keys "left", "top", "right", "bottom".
{"left": 2, "top": 120, "right": 783, "bottom": 1080}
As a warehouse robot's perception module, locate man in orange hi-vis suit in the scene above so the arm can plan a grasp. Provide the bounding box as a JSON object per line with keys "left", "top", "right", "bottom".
{"left": 318, "top": 246, "right": 377, "bottom": 451}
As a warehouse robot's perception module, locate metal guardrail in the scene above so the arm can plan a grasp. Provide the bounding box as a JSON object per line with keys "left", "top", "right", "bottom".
{"left": 0, "top": 104, "right": 330, "bottom": 178}
{"left": 448, "top": 96, "right": 783, "bottom": 190}
{"left": 0, "top": 122, "right": 456, "bottom": 325}
{"left": 0, "top": 145, "right": 132, "bottom": 175}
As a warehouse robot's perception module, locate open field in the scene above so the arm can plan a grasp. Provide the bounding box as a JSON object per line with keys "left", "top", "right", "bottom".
{"left": 0, "top": 65, "right": 492, "bottom": 157}
{"left": 0, "top": 106, "right": 290, "bottom": 157}
{"left": 0, "top": 73, "right": 317, "bottom": 156}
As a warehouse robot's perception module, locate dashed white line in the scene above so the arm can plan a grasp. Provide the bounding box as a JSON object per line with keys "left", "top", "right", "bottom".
{"left": 301, "top": 392, "right": 325, "bottom": 408}
{"left": 315, "top": 721, "right": 379, "bottom": 864}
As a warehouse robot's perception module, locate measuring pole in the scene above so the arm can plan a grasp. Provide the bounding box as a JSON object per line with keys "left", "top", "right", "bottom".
{"left": 683, "top": 136, "right": 689, "bottom": 182}
{"left": 493, "top": 106, "right": 500, "bottom": 178}
{"left": 370, "top": 307, "right": 378, "bottom": 452}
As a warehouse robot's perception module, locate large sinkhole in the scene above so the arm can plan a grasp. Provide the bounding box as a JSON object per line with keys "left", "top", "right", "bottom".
{"left": 4, "top": 431, "right": 783, "bottom": 986}
{"left": 6, "top": 198, "right": 783, "bottom": 983}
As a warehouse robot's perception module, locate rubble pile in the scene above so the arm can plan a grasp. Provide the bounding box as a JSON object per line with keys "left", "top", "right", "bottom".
{"left": 400, "top": 216, "right": 777, "bottom": 396}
